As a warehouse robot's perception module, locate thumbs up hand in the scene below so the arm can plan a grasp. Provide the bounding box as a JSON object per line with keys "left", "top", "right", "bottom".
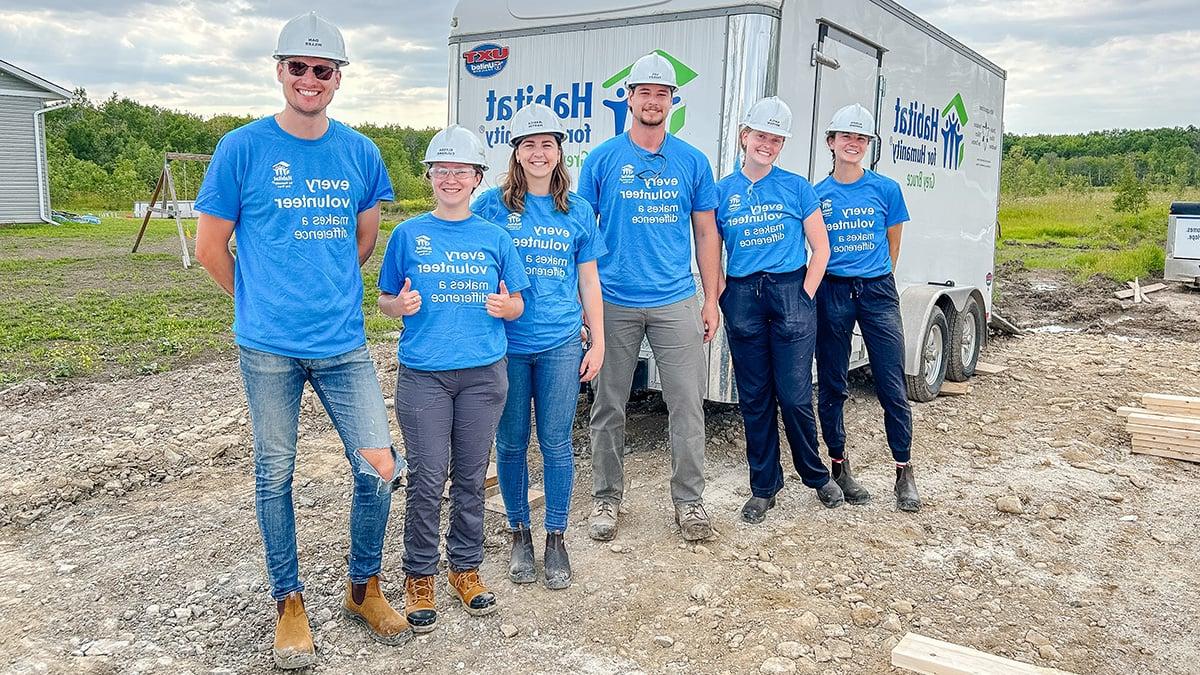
{"left": 397, "top": 277, "right": 422, "bottom": 316}
{"left": 486, "top": 280, "right": 513, "bottom": 318}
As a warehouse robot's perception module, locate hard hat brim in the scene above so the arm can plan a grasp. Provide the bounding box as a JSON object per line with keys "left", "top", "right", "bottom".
{"left": 274, "top": 51, "right": 349, "bottom": 66}
{"left": 825, "top": 125, "right": 878, "bottom": 139}
{"left": 625, "top": 80, "right": 678, "bottom": 92}
{"left": 508, "top": 130, "right": 567, "bottom": 147}
{"left": 423, "top": 159, "right": 490, "bottom": 173}
{"left": 743, "top": 122, "right": 792, "bottom": 139}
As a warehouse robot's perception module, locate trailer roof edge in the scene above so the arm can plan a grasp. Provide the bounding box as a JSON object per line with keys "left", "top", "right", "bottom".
{"left": 869, "top": 0, "right": 1006, "bottom": 80}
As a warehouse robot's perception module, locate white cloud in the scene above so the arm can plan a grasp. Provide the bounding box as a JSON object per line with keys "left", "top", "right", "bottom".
{"left": 2, "top": 1, "right": 1197, "bottom": 134}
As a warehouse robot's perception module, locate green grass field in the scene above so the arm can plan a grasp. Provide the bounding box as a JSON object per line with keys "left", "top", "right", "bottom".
{"left": 997, "top": 189, "right": 1197, "bottom": 281}
{"left": 1, "top": 190, "right": 1191, "bottom": 385}
{"left": 0, "top": 215, "right": 414, "bottom": 385}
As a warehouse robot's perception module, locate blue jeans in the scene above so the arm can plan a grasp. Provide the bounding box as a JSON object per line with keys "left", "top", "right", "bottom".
{"left": 720, "top": 267, "right": 830, "bottom": 496}
{"left": 239, "top": 345, "right": 402, "bottom": 600}
{"left": 815, "top": 273, "right": 912, "bottom": 463}
{"left": 496, "top": 338, "right": 583, "bottom": 532}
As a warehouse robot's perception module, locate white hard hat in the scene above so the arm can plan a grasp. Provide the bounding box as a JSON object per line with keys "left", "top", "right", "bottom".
{"left": 742, "top": 96, "right": 793, "bottom": 138}
{"left": 509, "top": 104, "right": 566, "bottom": 146}
{"left": 273, "top": 11, "right": 349, "bottom": 66}
{"left": 826, "top": 103, "right": 877, "bottom": 138}
{"left": 625, "top": 52, "right": 677, "bottom": 91}
{"left": 424, "top": 125, "right": 488, "bottom": 171}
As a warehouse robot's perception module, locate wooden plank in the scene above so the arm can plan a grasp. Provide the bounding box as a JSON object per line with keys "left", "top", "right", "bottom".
{"left": 1116, "top": 406, "right": 1146, "bottom": 418}
{"left": 938, "top": 381, "right": 971, "bottom": 397}
{"left": 1141, "top": 393, "right": 1200, "bottom": 414}
{"left": 132, "top": 167, "right": 166, "bottom": 253}
{"left": 1131, "top": 440, "right": 1200, "bottom": 464}
{"left": 1132, "top": 436, "right": 1200, "bottom": 454}
{"left": 973, "top": 362, "right": 1007, "bottom": 375}
{"left": 1115, "top": 283, "right": 1167, "bottom": 300}
{"left": 1129, "top": 277, "right": 1143, "bottom": 303}
{"left": 484, "top": 488, "right": 544, "bottom": 515}
{"left": 484, "top": 462, "right": 498, "bottom": 488}
{"left": 1127, "top": 412, "right": 1200, "bottom": 431}
{"left": 1127, "top": 424, "right": 1200, "bottom": 443}
{"left": 891, "top": 632, "right": 1075, "bottom": 675}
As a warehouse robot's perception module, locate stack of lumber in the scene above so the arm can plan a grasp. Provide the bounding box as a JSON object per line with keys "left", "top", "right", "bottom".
{"left": 1118, "top": 394, "right": 1200, "bottom": 463}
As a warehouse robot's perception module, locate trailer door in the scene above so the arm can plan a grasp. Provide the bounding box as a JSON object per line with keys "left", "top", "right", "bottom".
{"left": 808, "top": 23, "right": 884, "bottom": 180}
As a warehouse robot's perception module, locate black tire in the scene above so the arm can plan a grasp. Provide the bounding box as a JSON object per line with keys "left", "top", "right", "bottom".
{"left": 905, "top": 306, "right": 950, "bottom": 402}
{"left": 946, "top": 296, "right": 985, "bottom": 382}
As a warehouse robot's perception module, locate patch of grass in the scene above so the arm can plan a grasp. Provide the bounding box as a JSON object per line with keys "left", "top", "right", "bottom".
{"left": 998, "top": 188, "right": 1198, "bottom": 282}
{"left": 0, "top": 216, "right": 406, "bottom": 385}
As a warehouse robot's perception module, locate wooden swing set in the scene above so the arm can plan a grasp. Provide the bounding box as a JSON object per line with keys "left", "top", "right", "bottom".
{"left": 131, "top": 152, "right": 211, "bottom": 268}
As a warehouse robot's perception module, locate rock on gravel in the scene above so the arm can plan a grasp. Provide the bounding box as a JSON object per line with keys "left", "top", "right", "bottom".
{"left": 760, "top": 656, "right": 797, "bottom": 674}
{"left": 996, "top": 495, "right": 1024, "bottom": 514}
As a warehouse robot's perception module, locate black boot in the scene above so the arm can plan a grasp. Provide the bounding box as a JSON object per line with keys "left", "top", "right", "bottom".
{"left": 834, "top": 459, "right": 871, "bottom": 505}
{"left": 895, "top": 464, "right": 922, "bottom": 512}
{"left": 509, "top": 525, "right": 535, "bottom": 583}
{"left": 740, "top": 495, "right": 776, "bottom": 524}
{"left": 543, "top": 532, "right": 571, "bottom": 590}
{"left": 815, "top": 480, "right": 845, "bottom": 508}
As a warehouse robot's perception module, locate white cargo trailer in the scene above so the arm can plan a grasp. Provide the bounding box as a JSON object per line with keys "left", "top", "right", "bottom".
{"left": 448, "top": 0, "right": 1005, "bottom": 403}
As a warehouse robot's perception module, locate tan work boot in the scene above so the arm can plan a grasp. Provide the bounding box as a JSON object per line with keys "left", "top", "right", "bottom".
{"left": 588, "top": 500, "right": 618, "bottom": 541}
{"left": 674, "top": 501, "right": 713, "bottom": 541}
{"left": 447, "top": 568, "right": 498, "bottom": 616}
{"left": 273, "top": 592, "right": 317, "bottom": 670}
{"left": 404, "top": 574, "right": 438, "bottom": 633}
{"left": 342, "top": 575, "right": 413, "bottom": 646}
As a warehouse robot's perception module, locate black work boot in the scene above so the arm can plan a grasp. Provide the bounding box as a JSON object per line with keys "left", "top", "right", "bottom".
{"left": 543, "top": 532, "right": 572, "bottom": 590}
{"left": 815, "top": 480, "right": 845, "bottom": 508}
{"left": 895, "top": 464, "right": 922, "bottom": 512}
{"left": 740, "top": 495, "right": 776, "bottom": 524}
{"left": 508, "top": 525, "right": 535, "bottom": 584}
{"left": 833, "top": 459, "right": 871, "bottom": 505}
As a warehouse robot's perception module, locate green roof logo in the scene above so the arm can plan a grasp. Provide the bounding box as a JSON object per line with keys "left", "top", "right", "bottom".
{"left": 602, "top": 50, "right": 699, "bottom": 136}
{"left": 941, "top": 92, "right": 968, "bottom": 169}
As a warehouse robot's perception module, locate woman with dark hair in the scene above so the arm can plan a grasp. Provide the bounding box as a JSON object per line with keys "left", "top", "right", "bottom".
{"left": 474, "top": 103, "right": 606, "bottom": 589}
{"left": 814, "top": 103, "right": 922, "bottom": 512}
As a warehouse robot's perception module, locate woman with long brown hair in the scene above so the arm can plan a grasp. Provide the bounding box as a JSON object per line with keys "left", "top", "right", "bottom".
{"left": 474, "top": 103, "right": 606, "bottom": 590}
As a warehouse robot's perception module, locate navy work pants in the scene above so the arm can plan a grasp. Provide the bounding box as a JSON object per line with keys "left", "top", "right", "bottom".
{"left": 720, "top": 267, "right": 831, "bottom": 497}
{"left": 815, "top": 273, "right": 912, "bottom": 463}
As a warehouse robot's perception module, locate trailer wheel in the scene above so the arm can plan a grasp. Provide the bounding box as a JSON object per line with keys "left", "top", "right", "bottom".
{"left": 905, "top": 306, "right": 949, "bottom": 402}
{"left": 946, "top": 296, "right": 984, "bottom": 382}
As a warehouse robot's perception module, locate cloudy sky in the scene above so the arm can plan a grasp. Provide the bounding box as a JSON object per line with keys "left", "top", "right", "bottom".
{"left": 2, "top": 1, "right": 1195, "bottom": 135}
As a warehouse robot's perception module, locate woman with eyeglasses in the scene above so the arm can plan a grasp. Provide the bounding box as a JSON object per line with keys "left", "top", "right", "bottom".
{"left": 472, "top": 104, "right": 606, "bottom": 590}
{"left": 377, "top": 125, "right": 530, "bottom": 632}
{"left": 715, "top": 96, "right": 837, "bottom": 523}
{"left": 814, "top": 103, "right": 921, "bottom": 513}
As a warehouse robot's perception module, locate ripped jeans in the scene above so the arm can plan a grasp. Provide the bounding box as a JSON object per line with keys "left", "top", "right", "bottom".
{"left": 239, "top": 345, "right": 403, "bottom": 600}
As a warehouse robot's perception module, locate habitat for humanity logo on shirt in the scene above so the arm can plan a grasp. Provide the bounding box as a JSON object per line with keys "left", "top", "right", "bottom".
{"left": 272, "top": 161, "right": 292, "bottom": 189}
{"left": 415, "top": 234, "right": 432, "bottom": 256}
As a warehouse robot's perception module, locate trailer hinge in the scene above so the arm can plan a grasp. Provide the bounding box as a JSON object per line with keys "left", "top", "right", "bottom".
{"left": 811, "top": 44, "right": 839, "bottom": 69}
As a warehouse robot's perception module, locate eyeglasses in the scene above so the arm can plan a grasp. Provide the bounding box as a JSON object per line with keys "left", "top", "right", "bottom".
{"left": 430, "top": 167, "right": 477, "bottom": 180}
{"left": 285, "top": 61, "right": 338, "bottom": 80}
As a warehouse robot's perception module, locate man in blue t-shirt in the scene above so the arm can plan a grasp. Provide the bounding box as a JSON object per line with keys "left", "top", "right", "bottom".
{"left": 577, "top": 53, "right": 723, "bottom": 543}
{"left": 194, "top": 12, "right": 411, "bottom": 668}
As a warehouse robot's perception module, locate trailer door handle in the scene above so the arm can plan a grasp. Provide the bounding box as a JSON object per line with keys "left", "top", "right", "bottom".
{"left": 811, "top": 45, "right": 840, "bottom": 69}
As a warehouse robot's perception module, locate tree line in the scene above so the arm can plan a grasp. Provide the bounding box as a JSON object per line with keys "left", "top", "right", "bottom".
{"left": 45, "top": 90, "right": 435, "bottom": 210}
{"left": 1001, "top": 127, "right": 1200, "bottom": 198}
{"left": 44, "top": 91, "right": 1200, "bottom": 209}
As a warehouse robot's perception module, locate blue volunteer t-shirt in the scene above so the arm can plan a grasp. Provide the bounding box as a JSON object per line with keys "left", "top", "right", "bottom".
{"left": 578, "top": 132, "right": 719, "bottom": 307}
{"left": 195, "top": 116, "right": 393, "bottom": 358}
{"left": 716, "top": 166, "right": 822, "bottom": 277}
{"left": 473, "top": 188, "right": 607, "bottom": 354}
{"left": 814, "top": 169, "right": 910, "bottom": 278}
{"left": 378, "top": 213, "right": 531, "bottom": 371}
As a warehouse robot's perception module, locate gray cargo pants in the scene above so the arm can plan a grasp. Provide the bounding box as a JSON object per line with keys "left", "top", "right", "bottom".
{"left": 394, "top": 359, "right": 507, "bottom": 577}
{"left": 590, "top": 295, "right": 708, "bottom": 505}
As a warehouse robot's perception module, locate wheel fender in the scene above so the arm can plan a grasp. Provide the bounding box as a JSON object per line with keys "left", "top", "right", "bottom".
{"left": 898, "top": 285, "right": 979, "bottom": 376}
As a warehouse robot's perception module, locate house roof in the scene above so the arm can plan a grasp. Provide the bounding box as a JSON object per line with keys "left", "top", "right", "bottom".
{"left": 0, "top": 59, "right": 72, "bottom": 100}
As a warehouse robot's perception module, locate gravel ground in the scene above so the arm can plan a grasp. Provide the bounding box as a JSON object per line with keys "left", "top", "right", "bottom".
{"left": 2, "top": 270, "right": 1199, "bottom": 674}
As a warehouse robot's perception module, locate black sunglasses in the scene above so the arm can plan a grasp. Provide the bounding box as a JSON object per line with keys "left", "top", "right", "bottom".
{"left": 285, "top": 61, "right": 338, "bottom": 80}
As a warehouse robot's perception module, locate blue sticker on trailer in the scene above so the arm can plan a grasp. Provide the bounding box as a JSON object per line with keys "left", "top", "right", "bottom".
{"left": 464, "top": 44, "right": 509, "bottom": 78}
